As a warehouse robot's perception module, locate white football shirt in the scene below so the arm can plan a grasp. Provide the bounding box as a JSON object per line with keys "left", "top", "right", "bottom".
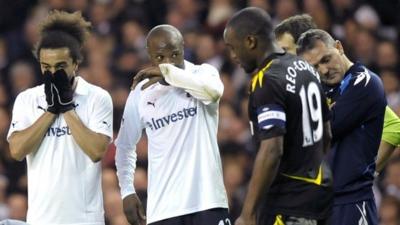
{"left": 7, "top": 77, "right": 113, "bottom": 225}
{"left": 115, "top": 61, "right": 228, "bottom": 223}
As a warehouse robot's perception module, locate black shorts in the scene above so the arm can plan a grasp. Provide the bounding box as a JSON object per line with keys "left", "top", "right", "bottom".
{"left": 259, "top": 214, "right": 329, "bottom": 225}
{"left": 149, "top": 208, "right": 231, "bottom": 225}
{"left": 331, "top": 199, "right": 377, "bottom": 225}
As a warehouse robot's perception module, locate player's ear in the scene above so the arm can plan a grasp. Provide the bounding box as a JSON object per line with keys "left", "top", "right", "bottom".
{"left": 246, "top": 35, "right": 257, "bottom": 50}
{"left": 335, "top": 40, "right": 344, "bottom": 55}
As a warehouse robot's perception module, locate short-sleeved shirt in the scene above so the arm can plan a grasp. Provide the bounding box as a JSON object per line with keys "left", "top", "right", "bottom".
{"left": 248, "top": 52, "right": 333, "bottom": 219}
{"left": 7, "top": 76, "right": 113, "bottom": 225}
{"left": 382, "top": 106, "right": 400, "bottom": 147}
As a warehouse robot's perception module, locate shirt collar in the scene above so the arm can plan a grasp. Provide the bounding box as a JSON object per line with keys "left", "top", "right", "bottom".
{"left": 74, "top": 76, "right": 89, "bottom": 96}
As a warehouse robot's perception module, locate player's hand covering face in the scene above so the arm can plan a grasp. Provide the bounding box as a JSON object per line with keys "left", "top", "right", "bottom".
{"left": 131, "top": 66, "right": 164, "bottom": 90}
{"left": 43, "top": 69, "right": 75, "bottom": 113}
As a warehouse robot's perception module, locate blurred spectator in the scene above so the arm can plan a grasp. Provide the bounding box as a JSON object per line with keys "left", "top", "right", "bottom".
{"left": 273, "top": 0, "right": 300, "bottom": 25}
{"left": 103, "top": 190, "right": 125, "bottom": 224}
{"left": 206, "top": 0, "right": 235, "bottom": 35}
{"left": 118, "top": 19, "right": 146, "bottom": 53}
{"left": 247, "top": 0, "right": 270, "bottom": 12}
{"left": 7, "top": 194, "right": 27, "bottom": 221}
{"left": 303, "top": 0, "right": 330, "bottom": 30}
{"left": 0, "top": 84, "right": 9, "bottom": 108}
{"left": 194, "top": 33, "right": 222, "bottom": 68}
{"left": 377, "top": 41, "right": 399, "bottom": 72}
{"left": 0, "top": 38, "right": 8, "bottom": 71}
{"left": 354, "top": 4, "right": 380, "bottom": 31}
{"left": 0, "top": 176, "right": 9, "bottom": 220}
{"left": 352, "top": 28, "right": 377, "bottom": 68}
{"left": 8, "top": 61, "right": 36, "bottom": 99}
{"left": 89, "top": 1, "right": 112, "bottom": 35}
{"left": 381, "top": 70, "right": 400, "bottom": 115}
{"left": 67, "top": 0, "right": 89, "bottom": 12}
{"left": 379, "top": 195, "right": 400, "bottom": 225}
{"left": 102, "top": 168, "right": 119, "bottom": 193}
{"left": 384, "top": 157, "right": 400, "bottom": 199}
{"left": 223, "top": 159, "right": 244, "bottom": 220}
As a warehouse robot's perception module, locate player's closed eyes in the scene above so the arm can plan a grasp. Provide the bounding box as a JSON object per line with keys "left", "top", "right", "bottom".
{"left": 320, "top": 55, "right": 331, "bottom": 64}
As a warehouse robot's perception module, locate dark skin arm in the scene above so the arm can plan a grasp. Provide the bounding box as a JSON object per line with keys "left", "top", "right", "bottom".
{"left": 63, "top": 110, "right": 110, "bottom": 162}
{"left": 131, "top": 67, "right": 164, "bottom": 90}
{"left": 123, "top": 193, "right": 146, "bottom": 225}
{"left": 323, "top": 121, "right": 332, "bottom": 154}
{"left": 376, "top": 141, "right": 396, "bottom": 173}
{"left": 235, "top": 136, "right": 284, "bottom": 225}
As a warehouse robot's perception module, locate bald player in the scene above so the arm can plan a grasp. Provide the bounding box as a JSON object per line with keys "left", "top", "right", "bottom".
{"left": 115, "top": 25, "right": 229, "bottom": 225}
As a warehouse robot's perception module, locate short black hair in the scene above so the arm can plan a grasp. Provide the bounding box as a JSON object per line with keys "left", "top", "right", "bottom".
{"left": 296, "top": 29, "right": 335, "bottom": 55}
{"left": 226, "top": 7, "right": 274, "bottom": 41}
{"left": 35, "top": 10, "right": 91, "bottom": 63}
{"left": 274, "top": 14, "right": 317, "bottom": 43}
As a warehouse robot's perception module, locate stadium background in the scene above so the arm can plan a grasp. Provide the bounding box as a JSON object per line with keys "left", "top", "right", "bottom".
{"left": 0, "top": 0, "right": 400, "bottom": 224}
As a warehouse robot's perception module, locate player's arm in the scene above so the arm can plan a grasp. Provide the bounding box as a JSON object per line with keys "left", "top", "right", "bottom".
{"left": 240, "top": 136, "right": 283, "bottom": 222}
{"left": 159, "top": 63, "right": 224, "bottom": 104}
{"left": 63, "top": 92, "right": 113, "bottom": 162}
{"left": 376, "top": 106, "right": 400, "bottom": 172}
{"left": 9, "top": 112, "right": 56, "bottom": 161}
{"left": 323, "top": 122, "right": 332, "bottom": 154}
{"left": 330, "top": 74, "right": 385, "bottom": 140}
{"left": 237, "top": 74, "right": 286, "bottom": 225}
{"left": 8, "top": 93, "right": 57, "bottom": 161}
{"left": 115, "top": 88, "right": 146, "bottom": 225}
{"left": 320, "top": 88, "right": 332, "bottom": 154}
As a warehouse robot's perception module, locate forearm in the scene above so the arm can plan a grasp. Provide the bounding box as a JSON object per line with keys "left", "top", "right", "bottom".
{"left": 63, "top": 110, "right": 109, "bottom": 162}
{"left": 241, "top": 138, "right": 283, "bottom": 217}
{"left": 159, "top": 64, "right": 223, "bottom": 103}
{"left": 323, "top": 122, "right": 332, "bottom": 154}
{"left": 376, "top": 141, "right": 396, "bottom": 172}
{"left": 116, "top": 145, "right": 137, "bottom": 198}
{"left": 9, "top": 112, "right": 56, "bottom": 161}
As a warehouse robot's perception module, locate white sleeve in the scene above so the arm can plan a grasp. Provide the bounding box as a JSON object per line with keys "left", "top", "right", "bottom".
{"left": 7, "top": 92, "right": 32, "bottom": 141}
{"left": 159, "top": 63, "right": 224, "bottom": 105}
{"left": 87, "top": 90, "right": 113, "bottom": 141}
{"left": 114, "top": 89, "right": 144, "bottom": 199}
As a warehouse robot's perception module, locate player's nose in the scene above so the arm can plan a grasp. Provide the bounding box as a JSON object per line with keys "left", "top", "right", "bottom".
{"left": 162, "top": 57, "right": 173, "bottom": 64}
{"left": 229, "top": 51, "right": 240, "bottom": 65}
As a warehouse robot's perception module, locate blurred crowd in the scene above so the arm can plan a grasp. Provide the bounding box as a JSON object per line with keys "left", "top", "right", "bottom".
{"left": 0, "top": 0, "right": 400, "bottom": 224}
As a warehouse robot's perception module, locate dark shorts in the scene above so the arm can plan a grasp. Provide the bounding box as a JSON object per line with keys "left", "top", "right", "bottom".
{"left": 258, "top": 214, "right": 329, "bottom": 225}
{"left": 149, "top": 208, "right": 231, "bottom": 225}
{"left": 331, "top": 199, "right": 377, "bottom": 225}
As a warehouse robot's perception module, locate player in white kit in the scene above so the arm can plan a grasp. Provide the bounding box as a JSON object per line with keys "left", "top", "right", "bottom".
{"left": 115, "top": 25, "right": 230, "bottom": 225}
{"left": 5, "top": 11, "right": 112, "bottom": 225}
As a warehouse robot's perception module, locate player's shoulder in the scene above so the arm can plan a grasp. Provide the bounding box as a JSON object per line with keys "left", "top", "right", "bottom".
{"left": 348, "top": 63, "right": 381, "bottom": 87}
{"left": 79, "top": 77, "right": 112, "bottom": 103}
{"left": 15, "top": 84, "right": 44, "bottom": 102}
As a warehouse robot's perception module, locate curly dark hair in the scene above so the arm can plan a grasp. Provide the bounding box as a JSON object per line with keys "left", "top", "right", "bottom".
{"left": 35, "top": 10, "right": 91, "bottom": 63}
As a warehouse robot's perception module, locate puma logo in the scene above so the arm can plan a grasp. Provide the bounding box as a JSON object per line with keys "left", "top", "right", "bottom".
{"left": 147, "top": 101, "right": 155, "bottom": 107}
{"left": 37, "top": 106, "right": 46, "bottom": 112}
{"left": 102, "top": 121, "right": 111, "bottom": 128}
